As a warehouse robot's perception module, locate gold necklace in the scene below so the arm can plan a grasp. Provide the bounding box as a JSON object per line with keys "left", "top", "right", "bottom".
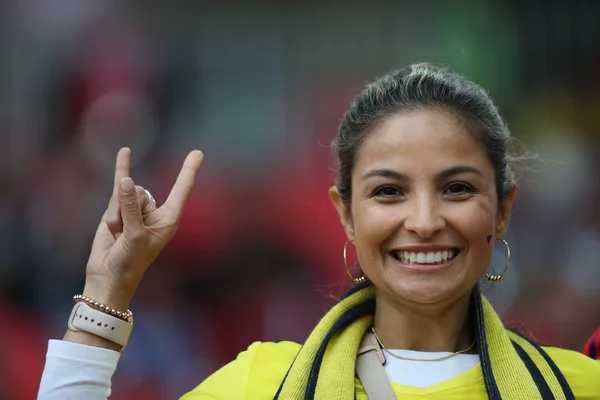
{"left": 371, "top": 327, "right": 476, "bottom": 362}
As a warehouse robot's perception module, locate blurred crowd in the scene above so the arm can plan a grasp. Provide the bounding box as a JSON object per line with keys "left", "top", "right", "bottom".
{"left": 3, "top": 0, "right": 600, "bottom": 399}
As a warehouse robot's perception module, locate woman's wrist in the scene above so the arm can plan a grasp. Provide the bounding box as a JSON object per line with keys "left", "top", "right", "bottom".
{"left": 63, "top": 329, "right": 123, "bottom": 352}
{"left": 82, "top": 281, "right": 134, "bottom": 312}
{"left": 63, "top": 288, "right": 135, "bottom": 352}
{"left": 60, "top": 278, "right": 136, "bottom": 351}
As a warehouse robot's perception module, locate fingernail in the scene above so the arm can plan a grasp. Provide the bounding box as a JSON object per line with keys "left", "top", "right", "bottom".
{"left": 121, "top": 177, "right": 134, "bottom": 193}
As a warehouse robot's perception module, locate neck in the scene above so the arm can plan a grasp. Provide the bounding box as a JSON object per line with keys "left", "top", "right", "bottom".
{"left": 373, "top": 289, "right": 474, "bottom": 353}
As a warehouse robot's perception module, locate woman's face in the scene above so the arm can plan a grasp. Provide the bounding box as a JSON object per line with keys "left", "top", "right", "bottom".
{"left": 330, "top": 109, "right": 515, "bottom": 307}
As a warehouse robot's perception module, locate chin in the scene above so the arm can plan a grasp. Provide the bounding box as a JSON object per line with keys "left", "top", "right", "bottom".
{"left": 378, "top": 258, "right": 474, "bottom": 305}
{"left": 386, "top": 277, "right": 465, "bottom": 306}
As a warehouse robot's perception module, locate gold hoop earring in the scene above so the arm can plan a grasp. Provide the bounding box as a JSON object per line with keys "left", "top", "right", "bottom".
{"left": 343, "top": 240, "right": 367, "bottom": 285}
{"left": 486, "top": 238, "right": 511, "bottom": 283}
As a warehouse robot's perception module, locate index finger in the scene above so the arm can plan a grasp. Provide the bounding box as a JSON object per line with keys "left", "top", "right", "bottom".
{"left": 112, "top": 147, "right": 131, "bottom": 196}
{"left": 163, "top": 150, "right": 204, "bottom": 218}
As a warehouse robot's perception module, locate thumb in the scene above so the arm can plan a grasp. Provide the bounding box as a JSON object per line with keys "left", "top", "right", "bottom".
{"left": 118, "top": 177, "right": 144, "bottom": 234}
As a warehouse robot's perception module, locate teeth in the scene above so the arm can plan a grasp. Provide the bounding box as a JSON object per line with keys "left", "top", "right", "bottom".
{"left": 396, "top": 250, "right": 457, "bottom": 264}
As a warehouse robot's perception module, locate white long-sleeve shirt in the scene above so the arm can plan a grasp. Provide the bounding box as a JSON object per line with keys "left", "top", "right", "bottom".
{"left": 38, "top": 340, "right": 120, "bottom": 400}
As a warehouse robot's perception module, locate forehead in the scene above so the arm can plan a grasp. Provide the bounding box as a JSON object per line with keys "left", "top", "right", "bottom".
{"left": 354, "top": 110, "right": 494, "bottom": 177}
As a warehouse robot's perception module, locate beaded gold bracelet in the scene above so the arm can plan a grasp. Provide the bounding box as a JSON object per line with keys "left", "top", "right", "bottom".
{"left": 73, "top": 294, "right": 134, "bottom": 323}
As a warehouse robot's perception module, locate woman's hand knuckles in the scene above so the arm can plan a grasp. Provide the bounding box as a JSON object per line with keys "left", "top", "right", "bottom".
{"left": 122, "top": 229, "right": 146, "bottom": 246}
{"left": 122, "top": 198, "right": 141, "bottom": 212}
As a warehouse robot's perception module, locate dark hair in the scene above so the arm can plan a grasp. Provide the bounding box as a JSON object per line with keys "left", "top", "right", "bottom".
{"left": 332, "top": 63, "right": 521, "bottom": 204}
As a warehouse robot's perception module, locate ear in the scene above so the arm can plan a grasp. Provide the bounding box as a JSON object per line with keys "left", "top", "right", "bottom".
{"left": 328, "top": 185, "right": 355, "bottom": 240}
{"left": 495, "top": 187, "right": 517, "bottom": 238}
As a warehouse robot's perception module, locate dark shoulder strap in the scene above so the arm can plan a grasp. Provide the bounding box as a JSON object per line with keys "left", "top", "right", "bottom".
{"left": 355, "top": 332, "right": 397, "bottom": 400}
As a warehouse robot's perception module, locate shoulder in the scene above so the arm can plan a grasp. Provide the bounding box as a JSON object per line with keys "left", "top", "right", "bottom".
{"left": 246, "top": 340, "right": 302, "bottom": 365}
{"left": 180, "top": 341, "right": 301, "bottom": 400}
{"left": 544, "top": 345, "right": 600, "bottom": 376}
{"left": 543, "top": 345, "right": 600, "bottom": 398}
{"left": 244, "top": 341, "right": 302, "bottom": 385}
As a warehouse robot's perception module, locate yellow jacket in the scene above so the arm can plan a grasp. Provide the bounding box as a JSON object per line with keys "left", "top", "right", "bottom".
{"left": 180, "top": 340, "right": 600, "bottom": 400}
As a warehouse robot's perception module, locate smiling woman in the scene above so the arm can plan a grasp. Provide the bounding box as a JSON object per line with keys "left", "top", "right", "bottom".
{"left": 330, "top": 109, "right": 511, "bottom": 313}
{"left": 38, "top": 64, "right": 600, "bottom": 400}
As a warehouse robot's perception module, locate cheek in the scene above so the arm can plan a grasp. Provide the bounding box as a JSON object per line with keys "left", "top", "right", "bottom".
{"left": 453, "top": 193, "right": 498, "bottom": 234}
{"left": 453, "top": 201, "right": 498, "bottom": 270}
{"left": 352, "top": 202, "right": 397, "bottom": 243}
{"left": 351, "top": 202, "right": 399, "bottom": 262}
{"left": 461, "top": 209, "right": 494, "bottom": 238}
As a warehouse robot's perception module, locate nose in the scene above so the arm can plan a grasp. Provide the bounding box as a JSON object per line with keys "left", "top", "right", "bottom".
{"left": 403, "top": 195, "right": 445, "bottom": 239}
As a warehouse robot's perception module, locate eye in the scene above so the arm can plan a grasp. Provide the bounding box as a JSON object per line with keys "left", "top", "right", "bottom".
{"left": 444, "top": 182, "right": 475, "bottom": 196}
{"left": 373, "top": 185, "right": 403, "bottom": 198}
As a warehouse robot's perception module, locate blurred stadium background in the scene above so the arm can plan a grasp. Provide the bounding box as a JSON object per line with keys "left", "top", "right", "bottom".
{"left": 2, "top": 0, "right": 600, "bottom": 398}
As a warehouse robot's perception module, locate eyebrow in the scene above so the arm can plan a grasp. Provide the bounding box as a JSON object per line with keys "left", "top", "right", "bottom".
{"left": 437, "top": 165, "right": 484, "bottom": 179}
{"left": 361, "top": 169, "right": 406, "bottom": 181}
{"left": 361, "top": 165, "right": 484, "bottom": 181}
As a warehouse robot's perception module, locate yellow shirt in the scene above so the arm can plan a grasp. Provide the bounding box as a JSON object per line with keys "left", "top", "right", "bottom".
{"left": 180, "top": 341, "right": 600, "bottom": 399}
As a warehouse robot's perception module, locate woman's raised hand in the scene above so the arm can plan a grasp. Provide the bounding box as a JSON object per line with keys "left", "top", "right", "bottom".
{"left": 82, "top": 147, "right": 203, "bottom": 311}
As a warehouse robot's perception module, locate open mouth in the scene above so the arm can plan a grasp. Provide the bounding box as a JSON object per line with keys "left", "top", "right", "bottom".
{"left": 391, "top": 249, "right": 460, "bottom": 265}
